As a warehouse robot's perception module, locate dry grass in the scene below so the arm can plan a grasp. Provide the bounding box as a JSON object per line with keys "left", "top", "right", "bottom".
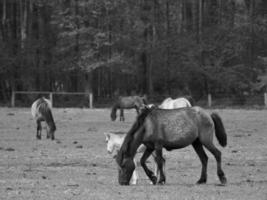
{"left": 0, "top": 107, "right": 267, "bottom": 200}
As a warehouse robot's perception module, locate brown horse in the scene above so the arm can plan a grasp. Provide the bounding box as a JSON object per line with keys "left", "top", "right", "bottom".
{"left": 110, "top": 95, "right": 147, "bottom": 121}
{"left": 116, "top": 106, "right": 227, "bottom": 185}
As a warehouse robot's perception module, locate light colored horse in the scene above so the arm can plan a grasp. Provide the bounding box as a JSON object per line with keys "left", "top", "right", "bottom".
{"left": 159, "top": 97, "right": 192, "bottom": 109}
{"left": 104, "top": 131, "right": 162, "bottom": 185}
{"left": 31, "top": 97, "right": 56, "bottom": 140}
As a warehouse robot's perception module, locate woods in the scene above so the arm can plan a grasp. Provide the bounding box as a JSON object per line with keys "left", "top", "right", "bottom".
{"left": 0, "top": 0, "right": 267, "bottom": 105}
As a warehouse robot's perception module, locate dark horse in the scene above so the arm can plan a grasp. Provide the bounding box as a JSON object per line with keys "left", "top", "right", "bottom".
{"left": 116, "top": 106, "right": 227, "bottom": 185}
{"left": 31, "top": 97, "right": 56, "bottom": 140}
{"left": 110, "top": 95, "right": 147, "bottom": 121}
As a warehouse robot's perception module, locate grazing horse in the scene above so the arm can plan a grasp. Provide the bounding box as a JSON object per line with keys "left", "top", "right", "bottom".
{"left": 110, "top": 96, "right": 147, "bottom": 121}
{"left": 31, "top": 97, "right": 56, "bottom": 140}
{"left": 159, "top": 97, "right": 193, "bottom": 109}
{"left": 104, "top": 131, "right": 165, "bottom": 185}
{"left": 116, "top": 106, "right": 227, "bottom": 185}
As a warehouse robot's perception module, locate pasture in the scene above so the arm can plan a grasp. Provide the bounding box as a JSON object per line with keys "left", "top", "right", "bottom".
{"left": 0, "top": 107, "right": 267, "bottom": 200}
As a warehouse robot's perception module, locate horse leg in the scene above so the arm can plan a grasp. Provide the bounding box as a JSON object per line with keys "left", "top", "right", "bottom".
{"left": 152, "top": 151, "right": 166, "bottom": 180}
{"left": 46, "top": 123, "right": 50, "bottom": 139}
{"left": 36, "top": 120, "right": 42, "bottom": 140}
{"left": 154, "top": 148, "right": 166, "bottom": 184}
{"left": 120, "top": 109, "right": 124, "bottom": 121}
{"left": 203, "top": 142, "right": 227, "bottom": 185}
{"left": 130, "top": 158, "right": 138, "bottom": 185}
{"left": 51, "top": 130, "right": 55, "bottom": 140}
{"left": 140, "top": 148, "right": 157, "bottom": 185}
{"left": 152, "top": 151, "right": 158, "bottom": 176}
{"left": 192, "top": 139, "right": 208, "bottom": 184}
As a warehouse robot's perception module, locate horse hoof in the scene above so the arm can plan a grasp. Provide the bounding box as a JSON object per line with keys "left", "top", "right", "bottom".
{"left": 220, "top": 176, "right": 227, "bottom": 185}
{"left": 151, "top": 176, "right": 157, "bottom": 185}
{"left": 196, "top": 179, "right": 207, "bottom": 184}
{"left": 158, "top": 180, "right": 165, "bottom": 185}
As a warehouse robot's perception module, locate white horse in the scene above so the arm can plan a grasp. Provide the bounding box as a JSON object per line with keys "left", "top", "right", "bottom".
{"left": 104, "top": 131, "right": 163, "bottom": 185}
{"left": 159, "top": 97, "right": 192, "bottom": 109}
{"left": 31, "top": 97, "right": 56, "bottom": 140}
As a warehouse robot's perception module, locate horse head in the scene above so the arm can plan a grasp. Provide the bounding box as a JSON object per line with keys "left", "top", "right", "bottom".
{"left": 104, "top": 132, "right": 125, "bottom": 157}
{"left": 116, "top": 106, "right": 153, "bottom": 185}
{"left": 117, "top": 154, "right": 135, "bottom": 185}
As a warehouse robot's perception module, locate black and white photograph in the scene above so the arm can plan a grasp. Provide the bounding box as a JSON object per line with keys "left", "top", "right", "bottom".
{"left": 0, "top": 0, "right": 267, "bottom": 199}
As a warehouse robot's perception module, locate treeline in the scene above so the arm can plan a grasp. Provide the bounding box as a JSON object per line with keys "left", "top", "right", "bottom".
{"left": 0, "top": 0, "right": 267, "bottom": 104}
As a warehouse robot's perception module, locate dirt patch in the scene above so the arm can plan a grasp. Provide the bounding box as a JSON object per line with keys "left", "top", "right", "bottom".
{"left": 0, "top": 108, "right": 266, "bottom": 200}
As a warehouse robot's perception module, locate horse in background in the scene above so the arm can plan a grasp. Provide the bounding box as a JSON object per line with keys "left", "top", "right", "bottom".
{"left": 104, "top": 131, "right": 165, "bottom": 185}
{"left": 110, "top": 95, "right": 147, "bottom": 121}
{"left": 31, "top": 97, "right": 56, "bottom": 140}
{"left": 159, "top": 96, "right": 193, "bottom": 109}
{"left": 116, "top": 106, "right": 227, "bottom": 185}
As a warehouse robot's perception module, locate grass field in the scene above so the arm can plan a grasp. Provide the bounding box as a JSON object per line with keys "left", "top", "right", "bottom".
{"left": 0, "top": 107, "right": 267, "bottom": 200}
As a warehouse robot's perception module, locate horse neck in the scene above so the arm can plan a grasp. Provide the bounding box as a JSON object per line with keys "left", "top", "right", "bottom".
{"left": 122, "top": 126, "right": 144, "bottom": 158}
{"left": 118, "top": 107, "right": 152, "bottom": 162}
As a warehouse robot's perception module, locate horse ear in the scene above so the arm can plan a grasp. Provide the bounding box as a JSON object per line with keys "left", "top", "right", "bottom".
{"left": 104, "top": 132, "right": 110, "bottom": 140}
{"left": 146, "top": 104, "right": 155, "bottom": 109}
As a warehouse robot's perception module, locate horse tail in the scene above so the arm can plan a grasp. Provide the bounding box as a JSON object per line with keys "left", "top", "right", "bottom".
{"left": 210, "top": 112, "right": 227, "bottom": 147}
{"left": 46, "top": 108, "right": 56, "bottom": 132}
{"left": 39, "top": 100, "right": 56, "bottom": 132}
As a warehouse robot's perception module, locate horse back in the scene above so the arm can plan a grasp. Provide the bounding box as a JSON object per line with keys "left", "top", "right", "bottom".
{"left": 31, "top": 98, "right": 54, "bottom": 123}
{"left": 118, "top": 96, "right": 145, "bottom": 108}
{"left": 142, "top": 108, "right": 199, "bottom": 149}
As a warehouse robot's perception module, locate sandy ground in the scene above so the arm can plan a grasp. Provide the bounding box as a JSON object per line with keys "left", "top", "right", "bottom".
{"left": 0, "top": 107, "right": 266, "bottom": 200}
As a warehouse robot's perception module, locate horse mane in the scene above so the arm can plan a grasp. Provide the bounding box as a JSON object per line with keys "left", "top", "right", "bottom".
{"left": 183, "top": 95, "right": 195, "bottom": 106}
{"left": 116, "top": 106, "right": 154, "bottom": 166}
{"left": 141, "top": 95, "right": 148, "bottom": 105}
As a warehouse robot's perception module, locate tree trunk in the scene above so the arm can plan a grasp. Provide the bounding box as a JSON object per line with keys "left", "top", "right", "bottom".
{"left": 165, "top": 0, "right": 171, "bottom": 94}
{"left": 20, "top": 0, "right": 27, "bottom": 49}
{"left": 248, "top": 0, "right": 255, "bottom": 78}
{"left": 177, "top": 0, "right": 183, "bottom": 33}
{"left": 198, "top": 0, "right": 203, "bottom": 42}
{"left": 192, "top": 0, "right": 198, "bottom": 34}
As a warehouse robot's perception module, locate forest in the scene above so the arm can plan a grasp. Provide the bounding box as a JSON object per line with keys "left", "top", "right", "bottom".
{"left": 0, "top": 0, "right": 267, "bottom": 106}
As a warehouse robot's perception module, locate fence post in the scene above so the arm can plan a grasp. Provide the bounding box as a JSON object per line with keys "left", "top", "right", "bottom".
{"left": 11, "top": 91, "right": 15, "bottom": 107}
{"left": 89, "top": 93, "right": 93, "bottom": 109}
{"left": 49, "top": 92, "right": 53, "bottom": 108}
{"left": 208, "top": 93, "right": 212, "bottom": 107}
{"left": 264, "top": 93, "right": 267, "bottom": 108}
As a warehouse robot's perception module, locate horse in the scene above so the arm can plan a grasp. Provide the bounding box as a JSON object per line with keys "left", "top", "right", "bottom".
{"left": 116, "top": 106, "right": 227, "bottom": 185}
{"left": 104, "top": 131, "right": 165, "bottom": 185}
{"left": 31, "top": 97, "right": 56, "bottom": 140}
{"left": 159, "top": 96, "right": 193, "bottom": 109}
{"left": 110, "top": 95, "right": 147, "bottom": 121}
